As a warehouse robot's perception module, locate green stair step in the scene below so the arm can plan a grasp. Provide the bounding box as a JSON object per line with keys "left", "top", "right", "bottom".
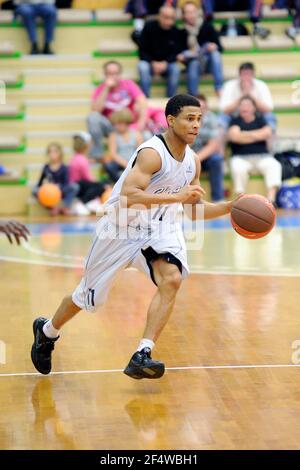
{"left": 0, "top": 52, "right": 22, "bottom": 58}
{"left": 0, "top": 143, "right": 26, "bottom": 153}
{"left": 0, "top": 177, "right": 27, "bottom": 186}
{"left": 0, "top": 111, "right": 25, "bottom": 120}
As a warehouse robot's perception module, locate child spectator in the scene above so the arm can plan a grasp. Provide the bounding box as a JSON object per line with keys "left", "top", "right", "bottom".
{"left": 33, "top": 142, "right": 78, "bottom": 216}
{"left": 69, "top": 132, "right": 109, "bottom": 215}
{"left": 105, "top": 109, "right": 144, "bottom": 182}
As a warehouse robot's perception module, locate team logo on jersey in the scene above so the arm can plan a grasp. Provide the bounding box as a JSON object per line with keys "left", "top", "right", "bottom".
{"left": 153, "top": 177, "right": 189, "bottom": 194}
{"left": 153, "top": 186, "right": 184, "bottom": 194}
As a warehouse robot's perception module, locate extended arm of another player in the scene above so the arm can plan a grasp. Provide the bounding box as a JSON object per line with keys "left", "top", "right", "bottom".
{"left": 120, "top": 148, "right": 204, "bottom": 209}
{"left": 0, "top": 220, "right": 30, "bottom": 245}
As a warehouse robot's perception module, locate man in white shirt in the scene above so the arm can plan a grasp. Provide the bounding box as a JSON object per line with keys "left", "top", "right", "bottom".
{"left": 219, "top": 62, "right": 277, "bottom": 133}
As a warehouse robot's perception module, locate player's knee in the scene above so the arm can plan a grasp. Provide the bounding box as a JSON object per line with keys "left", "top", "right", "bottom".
{"left": 160, "top": 270, "right": 182, "bottom": 294}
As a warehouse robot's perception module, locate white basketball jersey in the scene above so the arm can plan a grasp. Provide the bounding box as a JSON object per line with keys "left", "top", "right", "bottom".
{"left": 105, "top": 134, "right": 196, "bottom": 232}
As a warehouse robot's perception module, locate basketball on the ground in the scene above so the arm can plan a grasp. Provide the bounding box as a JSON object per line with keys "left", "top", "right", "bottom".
{"left": 38, "top": 183, "right": 62, "bottom": 208}
{"left": 230, "top": 194, "right": 276, "bottom": 239}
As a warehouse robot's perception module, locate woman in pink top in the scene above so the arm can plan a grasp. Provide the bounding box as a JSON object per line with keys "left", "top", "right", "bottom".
{"left": 69, "top": 132, "right": 107, "bottom": 205}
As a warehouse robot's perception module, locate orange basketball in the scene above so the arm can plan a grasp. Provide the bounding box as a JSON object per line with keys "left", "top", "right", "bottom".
{"left": 230, "top": 194, "right": 276, "bottom": 239}
{"left": 101, "top": 187, "right": 112, "bottom": 204}
{"left": 38, "top": 183, "right": 62, "bottom": 208}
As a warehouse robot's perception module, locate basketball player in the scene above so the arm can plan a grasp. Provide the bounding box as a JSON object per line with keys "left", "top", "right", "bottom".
{"left": 0, "top": 220, "right": 30, "bottom": 245}
{"left": 31, "top": 94, "right": 234, "bottom": 380}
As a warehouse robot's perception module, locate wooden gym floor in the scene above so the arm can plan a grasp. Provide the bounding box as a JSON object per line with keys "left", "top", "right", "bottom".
{"left": 0, "top": 212, "right": 300, "bottom": 450}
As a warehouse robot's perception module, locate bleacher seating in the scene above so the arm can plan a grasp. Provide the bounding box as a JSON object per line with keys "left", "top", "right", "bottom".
{"left": 0, "top": 1, "right": 300, "bottom": 214}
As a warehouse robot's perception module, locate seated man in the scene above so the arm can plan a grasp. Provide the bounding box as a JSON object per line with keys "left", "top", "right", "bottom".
{"left": 191, "top": 95, "right": 224, "bottom": 202}
{"left": 88, "top": 60, "right": 166, "bottom": 160}
{"left": 14, "top": 0, "right": 57, "bottom": 54}
{"left": 137, "top": 5, "right": 182, "bottom": 97}
{"left": 228, "top": 96, "right": 282, "bottom": 204}
{"left": 126, "top": 0, "right": 178, "bottom": 46}
{"left": 219, "top": 62, "right": 277, "bottom": 133}
{"left": 178, "top": 1, "right": 224, "bottom": 96}
{"left": 125, "top": 0, "right": 178, "bottom": 32}
{"left": 201, "top": 0, "right": 270, "bottom": 38}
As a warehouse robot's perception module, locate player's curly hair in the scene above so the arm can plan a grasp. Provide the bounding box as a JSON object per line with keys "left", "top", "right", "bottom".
{"left": 165, "top": 94, "right": 200, "bottom": 118}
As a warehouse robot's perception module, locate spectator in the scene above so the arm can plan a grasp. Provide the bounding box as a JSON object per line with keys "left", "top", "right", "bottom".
{"left": 125, "top": 0, "right": 178, "bottom": 33}
{"left": 137, "top": 5, "right": 182, "bottom": 97}
{"left": 105, "top": 109, "right": 144, "bottom": 183}
{"left": 287, "top": 0, "right": 300, "bottom": 38}
{"left": 32, "top": 142, "right": 79, "bottom": 216}
{"left": 88, "top": 60, "right": 166, "bottom": 160}
{"left": 219, "top": 62, "right": 277, "bottom": 133}
{"left": 0, "top": 163, "right": 18, "bottom": 179}
{"left": 191, "top": 94, "right": 224, "bottom": 202}
{"left": 14, "top": 0, "right": 57, "bottom": 55}
{"left": 178, "top": 1, "right": 224, "bottom": 96}
{"left": 272, "top": 1, "right": 300, "bottom": 39}
{"left": 228, "top": 96, "right": 282, "bottom": 203}
{"left": 69, "top": 132, "right": 109, "bottom": 215}
{"left": 201, "top": 0, "right": 270, "bottom": 38}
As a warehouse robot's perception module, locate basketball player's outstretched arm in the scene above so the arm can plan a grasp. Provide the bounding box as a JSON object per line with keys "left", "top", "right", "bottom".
{"left": 121, "top": 148, "right": 205, "bottom": 210}
{"left": 0, "top": 220, "right": 30, "bottom": 245}
{"left": 184, "top": 154, "right": 234, "bottom": 220}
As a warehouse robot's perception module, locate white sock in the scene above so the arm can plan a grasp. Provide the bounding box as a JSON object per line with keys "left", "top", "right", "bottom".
{"left": 43, "top": 320, "right": 60, "bottom": 339}
{"left": 137, "top": 338, "right": 155, "bottom": 352}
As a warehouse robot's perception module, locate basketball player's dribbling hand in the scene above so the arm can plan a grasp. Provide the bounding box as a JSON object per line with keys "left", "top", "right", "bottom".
{"left": 176, "top": 185, "right": 206, "bottom": 204}
{"left": 0, "top": 220, "right": 30, "bottom": 245}
{"left": 227, "top": 193, "right": 245, "bottom": 212}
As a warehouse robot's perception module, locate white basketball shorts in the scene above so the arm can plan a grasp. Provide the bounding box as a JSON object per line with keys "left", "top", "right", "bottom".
{"left": 72, "top": 215, "right": 189, "bottom": 312}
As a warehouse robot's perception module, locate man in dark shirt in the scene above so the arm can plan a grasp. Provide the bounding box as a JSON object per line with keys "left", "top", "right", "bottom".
{"left": 228, "top": 96, "right": 282, "bottom": 203}
{"left": 137, "top": 5, "right": 182, "bottom": 97}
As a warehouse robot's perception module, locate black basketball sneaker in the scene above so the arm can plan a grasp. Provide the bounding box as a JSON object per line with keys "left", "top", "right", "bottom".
{"left": 123, "top": 347, "right": 165, "bottom": 380}
{"left": 31, "top": 317, "right": 59, "bottom": 375}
